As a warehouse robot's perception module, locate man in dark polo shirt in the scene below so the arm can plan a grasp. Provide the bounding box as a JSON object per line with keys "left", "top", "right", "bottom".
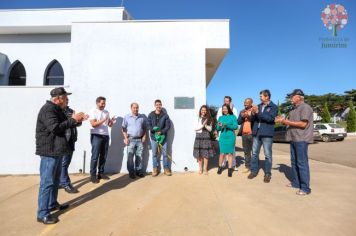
{"left": 276, "top": 89, "right": 313, "bottom": 196}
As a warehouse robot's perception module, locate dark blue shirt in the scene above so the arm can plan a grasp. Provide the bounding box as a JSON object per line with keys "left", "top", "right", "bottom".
{"left": 252, "top": 101, "right": 278, "bottom": 137}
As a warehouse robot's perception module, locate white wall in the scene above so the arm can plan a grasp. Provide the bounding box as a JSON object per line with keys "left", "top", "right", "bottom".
{"left": 69, "top": 21, "right": 208, "bottom": 173}
{"left": 0, "top": 20, "right": 229, "bottom": 174}
{"left": 0, "top": 34, "right": 71, "bottom": 86}
{"left": 0, "top": 7, "right": 128, "bottom": 27}
{"left": 0, "top": 87, "right": 62, "bottom": 174}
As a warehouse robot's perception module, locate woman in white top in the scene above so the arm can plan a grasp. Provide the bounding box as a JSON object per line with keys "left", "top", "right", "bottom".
{"left": 193, "top": 105, "right": 214, "bottom": 174}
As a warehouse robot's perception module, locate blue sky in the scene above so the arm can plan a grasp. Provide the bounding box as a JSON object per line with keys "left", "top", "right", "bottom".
{"left": 1, "top": 0, "right": 355, "bottom": 109}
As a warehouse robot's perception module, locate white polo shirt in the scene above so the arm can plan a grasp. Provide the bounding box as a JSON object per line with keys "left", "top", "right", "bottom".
{"left": 217, "top": 106, "right": 238, "bottom": 120}
{"left": 89, "top": 107, "right": 111, "bottom": 136}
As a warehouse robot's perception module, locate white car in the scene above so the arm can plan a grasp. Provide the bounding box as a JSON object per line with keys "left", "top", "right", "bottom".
{"left": 313, "top": 123, "right": 347, "bottom": 142}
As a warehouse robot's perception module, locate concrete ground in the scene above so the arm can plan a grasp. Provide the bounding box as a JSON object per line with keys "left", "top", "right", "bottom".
{"left": 1, "top": 138, "right": 356, "bottom": 236}
{"left": 273, "top": 136, "right": 356, "bottom": 168}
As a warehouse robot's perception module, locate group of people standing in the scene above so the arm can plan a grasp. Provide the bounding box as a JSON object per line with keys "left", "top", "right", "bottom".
{"left": 121, "top": 99, "right": 172, "bottom": 179}
{"left": 35, "top": 87, "right": 172, "bottom": 224}
{"left": 193, "top": 89, "right": 313, "bottom": 193}
{"left": 35, "top": 87, "right": 313, "bottom": 225}
{"left": 86, "top": 96, "right": 172, "bottom": 183}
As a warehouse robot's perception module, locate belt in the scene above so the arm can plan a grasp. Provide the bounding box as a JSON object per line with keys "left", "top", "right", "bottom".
{"left": 92, "top": 133, "right": 109, "bottom": 137}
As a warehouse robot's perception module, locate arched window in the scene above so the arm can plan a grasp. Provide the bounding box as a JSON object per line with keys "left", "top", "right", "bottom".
{"left": 44, "top": 60, "right": 64, "bottom": 85}
{"left": 8, "top": 61, "right": 26, "bottom": 86}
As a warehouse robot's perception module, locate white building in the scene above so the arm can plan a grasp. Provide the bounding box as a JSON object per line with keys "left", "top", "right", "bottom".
{"left": 0, "top": 7, "right": 229, "bottom": 174}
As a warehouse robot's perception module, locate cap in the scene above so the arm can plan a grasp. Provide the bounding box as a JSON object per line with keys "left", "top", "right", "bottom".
{"left": 50, "top": 87, "right": 72, "bottom": 97}
{"left": 287, "top": 89, "right": 304, "bottom": 97}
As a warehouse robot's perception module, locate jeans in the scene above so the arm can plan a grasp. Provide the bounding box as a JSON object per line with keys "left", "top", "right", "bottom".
{"left": 290, "top": 141, "right": 311, "bottom": 193}
{"left": 151, "top": 140, "right": 170, "bottom": 169}
{"left": 37, "top": 156, "right": 62, "bottom": 218}
{"left": 127, "top": 138, "right": 144, "bottom": 174}
{"left": 90, "top": 134, "right": 109, "bottom": 176}
{"left": 251, "top": 136, "right": 273, "bottom": 175}
{"left": 242, "top": 134, "right": 253, "bottom": 167}
{"left": 60, "top": 152, "right": 73, "bottom": 187}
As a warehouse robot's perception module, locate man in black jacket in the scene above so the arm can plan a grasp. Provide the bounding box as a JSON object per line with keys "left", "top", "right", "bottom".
{"left": 147, "top": 99, "right": 171, "bottom": 176}
{"left": 36, "top": 87, "right": 85, "bottom": 224}
{"left": 59, "top": 105, "right": 83, "bottom": 193}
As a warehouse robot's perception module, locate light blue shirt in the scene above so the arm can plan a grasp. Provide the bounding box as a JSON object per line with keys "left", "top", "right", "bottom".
{"left": 258, "top": 102, "right": 270, "bottom": 128}
{"left": 122, "top": 113, "right": 147, "bottom": 138}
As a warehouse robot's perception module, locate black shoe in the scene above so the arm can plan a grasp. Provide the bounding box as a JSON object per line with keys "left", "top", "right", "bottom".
{"left": 129, "top": 173, "right": 136, "bottom": 179}
{"left": 91, "top": 176, "right": 99, "bottom": 183}
{"left": 37, "top": 215, "right": 59, "bottom": 224}
{"left": 98, "top": 173, "right": 110, "bottom": 180}
{"left": 248, "top": 173, "right": 257, "bottom": 179}
{"left": 49, "top": 204, "right": 69, "bottom": 212}
{"left": 136, "top": 172, "right": 145, "bottom": 178}
{"left": 228, "top": 168, "right": 233, "bottom": 177}
{"left": 217, "top": 166, "right": 223, "bottom": 175}
{"left": 64, "top": 185, "right": 79, "bottom": 194}
{"left": 264, "top": 174, "right": 271, "bottom": 183}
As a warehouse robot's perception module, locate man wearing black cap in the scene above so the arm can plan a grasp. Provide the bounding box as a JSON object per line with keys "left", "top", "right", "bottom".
{"left": 35, "top": 87, "right": 86, "bottom": 224}
{"left": 276, "top": 89, "right": 313, "bottom": 196}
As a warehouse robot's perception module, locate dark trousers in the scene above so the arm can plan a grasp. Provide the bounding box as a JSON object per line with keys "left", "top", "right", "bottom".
{"left": 241, "top": 134, "right": 253, "bottom": 167}
{"left": 90, "top": 134, "right": 109, "bottom": 176}
{"left": 59, "top": 152, "right": 73, "bottom": 187}
{"left": 290, "top": 141, "right": 311, "bottom": 193}
{"left": 37, "top": 156, "right": 62, "bottom": 218}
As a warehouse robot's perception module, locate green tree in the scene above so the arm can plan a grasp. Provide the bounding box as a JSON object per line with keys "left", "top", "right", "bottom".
{"left": 345, "top": 89, "right": 356, "bottom": 103}
{"left": 277, "top": 101, "right": 282, "bottom": 116}
{"left": 321, "top": 102, "right": 331, "bottom": 123}
{"left": 346, "top": 101, "right": 356, "bottom": 132}
{"left": 280, "top": 90, "right": 356, "bottom": 115}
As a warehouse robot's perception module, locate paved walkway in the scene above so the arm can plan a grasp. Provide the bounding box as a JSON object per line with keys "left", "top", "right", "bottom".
{"left": 1, "top": 144, "right": 356, "bottom": 236}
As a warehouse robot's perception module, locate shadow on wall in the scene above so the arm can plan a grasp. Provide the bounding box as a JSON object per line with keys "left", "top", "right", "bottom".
{"left": 105, "top": 110, "right": 175, "bottom": 173}
{"left": 146, "top": 110, "right": 175, "bottom": 171}
{"left": 166, "top": 121, "right": 175, "bottom": 170}
{"left": 139, "top": 114, "right": 150, "bottom": 173}
{"left": 0, "top": 53, "right": 10, "bottom": 85}
{"left": 106, "top": 117, "right": 125, "bottom": 173}
{"left": 163, "top": 108, "right": 175, "bottom": 170}
{"left": 105, "top": 114, "right": 159, "bottom": 174}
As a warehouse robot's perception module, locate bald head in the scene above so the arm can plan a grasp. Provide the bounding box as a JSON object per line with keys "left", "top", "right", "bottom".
{"left": 244, "top": 98, "right": 253, "bottom": 109}
{"left": 131, "top": 102, "right": 139, "bottom": 116}
{"left": 244, "top": 98, "right": 253, "bottom": 108}
{"left": 245, "top": 98, "right": 253, "bottom": 103}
